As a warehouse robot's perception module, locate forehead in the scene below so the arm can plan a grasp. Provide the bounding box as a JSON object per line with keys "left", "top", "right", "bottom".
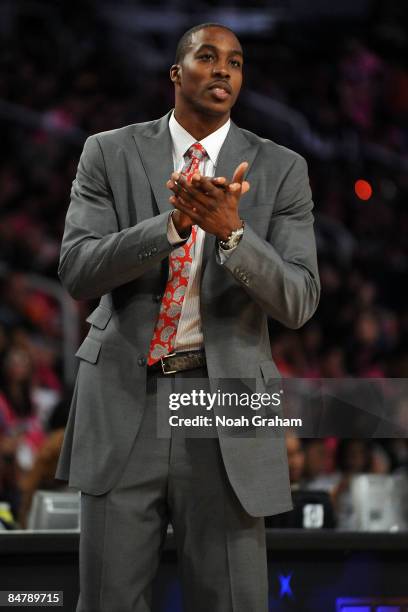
{"left": 189, "top": 27, "right": 242, "bottom": 54}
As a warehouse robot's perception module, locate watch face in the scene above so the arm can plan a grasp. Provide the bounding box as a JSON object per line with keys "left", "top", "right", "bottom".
{"left": 220, "top": 225, "right": 244, "bottom": 249}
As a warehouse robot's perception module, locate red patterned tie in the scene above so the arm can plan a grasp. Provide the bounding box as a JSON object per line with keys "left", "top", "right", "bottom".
{"left": 147, "top": 142, "right": 207, "bottom": 365}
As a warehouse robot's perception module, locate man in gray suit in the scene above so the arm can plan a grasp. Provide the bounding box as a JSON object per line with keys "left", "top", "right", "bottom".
{"left": 56, "top": 23, "right": 320, "bottom": 612}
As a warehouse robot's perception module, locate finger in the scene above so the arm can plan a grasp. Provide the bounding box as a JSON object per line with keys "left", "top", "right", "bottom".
{"left": 167, "top": 179, "right": 182, "bottom": 194}
{"left": 170, "top": 193, "right": 205, "bottom": 216}
{"left": 170, "top": 173, "right": 191, "bottom": 197}
{"left": 210, "top": 176, "right": 231, "bottom": 192}
{"left": 177, "top": 175, "right": 216, "bottom": 208}
{"left": 173, "top": 173, "right": 226, "bottom": 199}
{"left": 170, "top": 194, "right": 190, "bottom": 209}
{"left": 241, "top": 180, "right": 251, "bottom": 195}
{"left": 169, "top": 196, "right": 195, "bottom": 219}
{"left": 191, "top": 174, "right": 220, "bottom": 197}
{"left": 232, "top": 161, "right": 248, "bottom": 183}
{"left": 167, "top": 179, "right": 182, "bottom": 193}
{"left": 231, "top": 161, "right": 249, "bottom": 185}
{"left": 168, "top": 181, "right": 192, "bottom": 201}
{"left": 171, "top": 196, "right": 202, "bottom": 222}
{"left": 212, "top": 176, "right": 228, "bottom": 187}
{"left": 228, "top": 182, "right": 242, "bottom": 196}
{"left": 168, "top": 178, "right": 197, "bottom": 204}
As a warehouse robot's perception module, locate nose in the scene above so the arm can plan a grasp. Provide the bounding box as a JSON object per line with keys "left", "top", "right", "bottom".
{"left": 211, "top": 62, "right": 230, "bottom": 79}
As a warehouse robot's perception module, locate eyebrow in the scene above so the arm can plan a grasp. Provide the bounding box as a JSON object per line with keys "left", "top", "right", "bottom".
{"left": 195, "top": 43, "right": 243, "bottom": 57}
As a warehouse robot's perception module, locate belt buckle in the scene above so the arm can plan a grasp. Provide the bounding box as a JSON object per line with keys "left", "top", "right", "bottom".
{"left": 161, "top": 353, "right": 177, "bottom": 375}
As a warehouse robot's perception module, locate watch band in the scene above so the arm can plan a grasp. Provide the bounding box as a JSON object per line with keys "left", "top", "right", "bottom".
{"left": 218, "top": 219, "right": 245, "bottom": 251}
{"left": 219, "top": 221, "right": 245, "bottom": 250}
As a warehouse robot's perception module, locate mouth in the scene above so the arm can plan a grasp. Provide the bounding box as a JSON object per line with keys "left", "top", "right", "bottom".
{"left": 207, "top": 81, "right": 232, "bottom": 101}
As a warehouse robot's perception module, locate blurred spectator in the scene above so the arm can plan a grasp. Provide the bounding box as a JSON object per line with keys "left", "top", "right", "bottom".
{"left": 302, "top": 439, "right": 344, "bottom": 499}
{"left": 329, "top": 439, "right": 392, "bottom": 524}
{"left": 303, "top": 440, "right": 332, "bottom": 481}
{"left": 0, "top": 346, "right": 47, "bottom": 515}
{"left": 336, "top": 439, "right": 374, "bottom": 474}
{"left": 286, "top": 435, "right": 305, "bottom": 489}
{"left": 18, "top": 392, "right": 71, "bottom": 528}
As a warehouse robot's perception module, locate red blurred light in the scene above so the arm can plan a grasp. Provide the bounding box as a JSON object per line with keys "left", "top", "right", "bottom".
{"left": 355, "top": 179, "right": 372, "bottom": 201}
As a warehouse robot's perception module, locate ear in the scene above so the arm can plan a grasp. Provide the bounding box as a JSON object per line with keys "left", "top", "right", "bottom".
{"left": 170, "top": 64, "right": 181, "bottom": 84}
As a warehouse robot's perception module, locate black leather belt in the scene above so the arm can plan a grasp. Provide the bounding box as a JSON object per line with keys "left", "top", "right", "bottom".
{"left": 147, "top": 350, "right": 207, "bottom": 375}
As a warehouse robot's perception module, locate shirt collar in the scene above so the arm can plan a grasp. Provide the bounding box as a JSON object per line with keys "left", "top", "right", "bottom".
{"left": 168, "top": 110, "right": 230, "bottom": 166}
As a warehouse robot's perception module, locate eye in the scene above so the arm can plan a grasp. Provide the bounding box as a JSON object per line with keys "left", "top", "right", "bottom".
{"left": 230, "top": 59, "right": 242, "bottom": 68}
{"left": 199, "top": 53, "right": 214, "bottom": 61}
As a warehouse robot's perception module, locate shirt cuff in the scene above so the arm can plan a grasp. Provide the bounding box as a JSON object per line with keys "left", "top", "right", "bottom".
{"left": 167, "top": 211, "right": 190, "bottom": 245}
{"left": 218, "top": 243, "right": 238, "bottom": 264}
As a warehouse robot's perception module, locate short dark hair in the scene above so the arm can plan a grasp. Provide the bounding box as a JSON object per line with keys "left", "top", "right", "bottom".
{"left": 175, "top": 23, "right": 238, "bottom": 63}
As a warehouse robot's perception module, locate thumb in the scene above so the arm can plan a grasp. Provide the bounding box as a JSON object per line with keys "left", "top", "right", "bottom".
{"left": 231, "top": 161, "right": 249, "bottom": 185}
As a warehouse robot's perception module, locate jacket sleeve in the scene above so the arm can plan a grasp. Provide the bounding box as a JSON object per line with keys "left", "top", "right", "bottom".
{"left": 218, "top": 154, "right": 320, "bottom": 329}
{"left": 58, "top": 135, "right": 173, "bottom": 300}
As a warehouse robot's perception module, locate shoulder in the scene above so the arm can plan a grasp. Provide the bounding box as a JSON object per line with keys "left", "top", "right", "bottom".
{"left": 75, "top": 114, "right": 170, "bottom": 175}
{"left": 238, "top": 125, "right": 307, "bottom": 171}
{"left": 86, "top": 119, "right": 155, "bottom": 146}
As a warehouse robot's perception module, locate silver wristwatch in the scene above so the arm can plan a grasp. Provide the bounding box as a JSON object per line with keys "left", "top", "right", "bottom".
{"left": 219, "top": 221, "right": 245, "bottom": 250}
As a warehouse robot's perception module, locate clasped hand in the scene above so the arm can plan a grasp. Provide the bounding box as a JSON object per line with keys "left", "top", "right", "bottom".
{"left": 167, "top": 162, "right": 250, "bottom": 241}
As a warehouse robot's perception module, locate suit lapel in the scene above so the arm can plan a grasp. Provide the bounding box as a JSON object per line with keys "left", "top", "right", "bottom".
{"left": 133, "top": 111, "right": 174, "bottom": 215}
{"left": 202, "top": 122, "right": 259, "bottom": 267}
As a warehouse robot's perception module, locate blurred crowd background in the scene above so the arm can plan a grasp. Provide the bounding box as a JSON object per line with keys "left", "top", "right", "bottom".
{"left": 0, "top": 0, "right": 407, "bottom": 529}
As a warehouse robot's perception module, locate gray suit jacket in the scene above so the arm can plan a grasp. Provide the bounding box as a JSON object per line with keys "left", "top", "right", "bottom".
{"left": 55, "top": 110, "right": 320, "bottom": 517}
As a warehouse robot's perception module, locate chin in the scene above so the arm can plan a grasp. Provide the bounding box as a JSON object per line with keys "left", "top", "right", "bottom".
{"left": 195, "top": 100, "right": 232, "bottom": 117}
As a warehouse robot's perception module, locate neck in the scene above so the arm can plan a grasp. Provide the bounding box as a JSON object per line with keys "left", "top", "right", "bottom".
{"left": 174, "top": 106, "right": 229, "bottom": 141}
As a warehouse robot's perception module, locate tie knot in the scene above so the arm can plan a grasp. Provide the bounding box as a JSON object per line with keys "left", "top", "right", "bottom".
{"left": 186, "top": 142, "right": 207, "bottom": 162}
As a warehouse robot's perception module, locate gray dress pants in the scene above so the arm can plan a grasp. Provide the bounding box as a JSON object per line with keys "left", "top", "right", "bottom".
{"left": 76, "top": 368, "right": 268, "bottom": 612}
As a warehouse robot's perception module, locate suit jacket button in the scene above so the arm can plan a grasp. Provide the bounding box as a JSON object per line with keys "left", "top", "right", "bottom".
{"left": 152, "top": 294, "right": 162, "bottom": 303}
{"left": 138, "top": 356, "right": 147, "bottom": 367}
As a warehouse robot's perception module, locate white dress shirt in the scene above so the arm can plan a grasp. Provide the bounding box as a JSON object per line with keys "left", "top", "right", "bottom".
{"left": 166, "top": 111, "right": 231, "bottom": 352}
